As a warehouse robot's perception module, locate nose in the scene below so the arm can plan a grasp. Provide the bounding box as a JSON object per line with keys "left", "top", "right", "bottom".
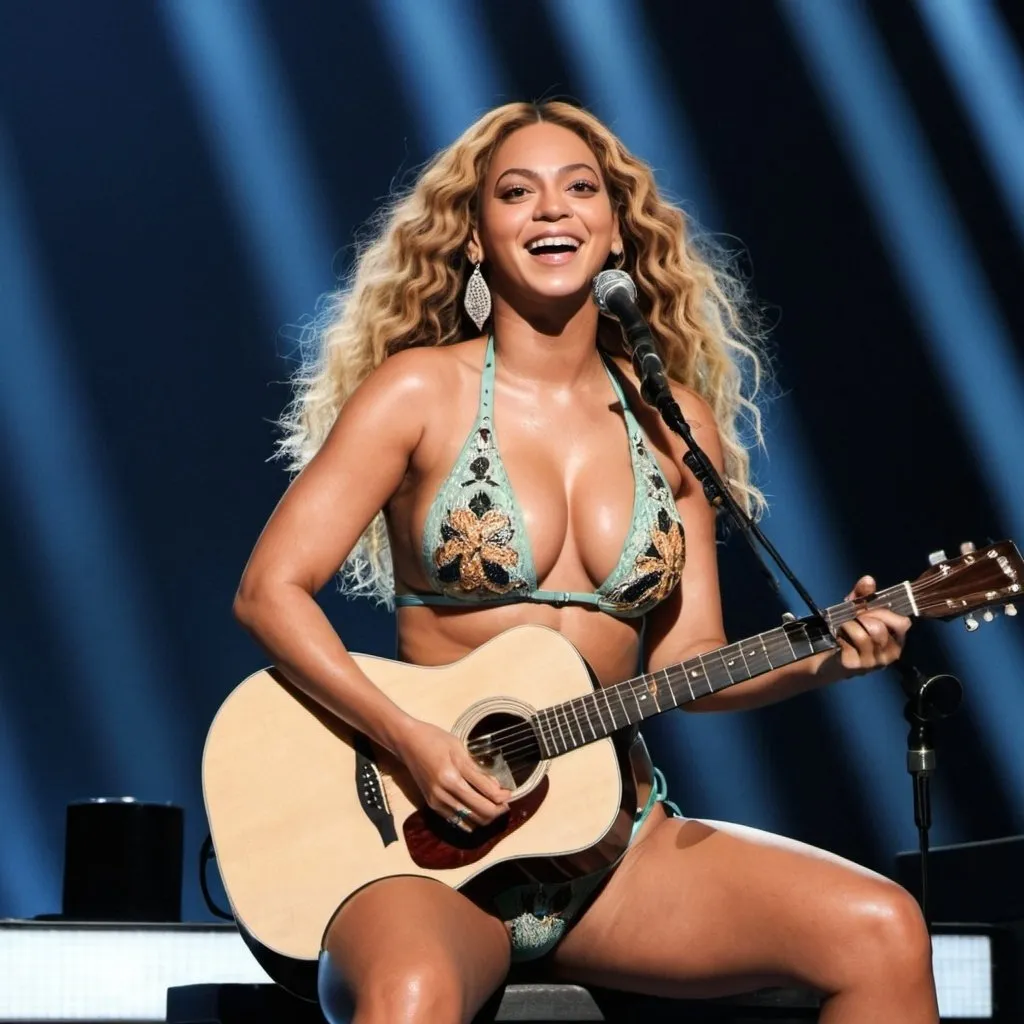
{"left": 532, "top": 181, "right": 572, "bottom": 222}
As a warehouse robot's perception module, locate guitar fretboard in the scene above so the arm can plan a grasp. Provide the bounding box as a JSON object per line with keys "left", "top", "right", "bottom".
{"left": 531, "top": 582, "right": 915, "bottom": 758}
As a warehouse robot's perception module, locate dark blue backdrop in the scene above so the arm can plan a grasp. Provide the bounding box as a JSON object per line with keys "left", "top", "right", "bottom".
{"left": 1, "top": 0, "right": 1022, "bottom": 923}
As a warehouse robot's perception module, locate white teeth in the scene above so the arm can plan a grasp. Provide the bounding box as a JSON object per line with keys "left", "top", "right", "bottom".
{"left": 526, "top": 236, "right": 581, "bottom": 252}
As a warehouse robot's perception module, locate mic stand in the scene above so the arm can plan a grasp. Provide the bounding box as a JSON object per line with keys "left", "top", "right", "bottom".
{"left": 634, "top": 354, "right": 966, "bottom": 931}
{"left": 639, "top": 376, "right": 829, "bottom": 631}
{"left": 894, "top": 659, "right": 963, "bottom": 930}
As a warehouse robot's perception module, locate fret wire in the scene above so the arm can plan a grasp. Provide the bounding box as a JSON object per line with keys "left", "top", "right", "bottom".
{"left": 567, "top": 697, "right": 586, "bottom": 746}
{"left": 781, "top": 625, "right": 797, "bottom": 661}
{"left": 695, "top": 653, "right": 711, "bottom": 697}
{"left": 683, "top": 661, "right": 697, "bottom": 700}
{"left": 531, "top": 711, "right": 548, "bottom": 757}
{"left": 662, "top": 668, "right": 678, "bottom": 708}
{"left": 550, "top": 705, "right": 567, "bottom": 754}
{"left": 721, "top": 644, "right": 742, "bottom": 684}
{"left": 589, "top": 690, "right": 607, "bottom": 736}
{"left": 760, "top": 631, "right": 776, "bottom": 670}
{"left": 737, "top": 639, "right": 752, "bottom": 679}
{"left": 559, "top": 702, "right": 575, "bottom": 749}
{"left": 707, "top": 652, "right": 722, "bottom": 693}
{"left": 628, "top": 678, "right": 644, "bottom": 719}
{"left": 602, "top": 686, "right": 618, "bottom": 732}
{"left": 614, "top": 683, "right": 631, "bottom": 725}
{"left": 711, "top": 646, "right": 735, "bottom": 689}
{"left": 537, "top": 708, "right": 556, "bottom": 757}
{"left": 709, "top": 650, "right": 726, "bottom": 691}
{"left": 547, "top": 706, "right": 564, "bottom": 756}
{"left": 639, "top": 674, "right": 658, "bottom": 712}
{"left": 579, "top": 694, "right": 599, "bottom": 740}
{"left": 648, "top": 673, "right": 666, "bottom": 712}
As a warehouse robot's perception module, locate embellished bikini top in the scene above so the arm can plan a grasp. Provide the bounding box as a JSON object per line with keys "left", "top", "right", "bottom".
{"left": 394, "top": 335, "right": 686, "bottom": 619}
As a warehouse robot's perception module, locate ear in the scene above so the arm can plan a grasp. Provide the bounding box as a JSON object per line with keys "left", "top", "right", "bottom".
{"left": 610, "top": 215, "right": 623, "bottom": 259}
{"left": 466, "top": 227, "right": 484, "bottom": 266}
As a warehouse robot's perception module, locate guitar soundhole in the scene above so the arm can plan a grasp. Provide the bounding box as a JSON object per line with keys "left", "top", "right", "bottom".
{"left": 468, "top": 712, "right": 542, "bottom": 789}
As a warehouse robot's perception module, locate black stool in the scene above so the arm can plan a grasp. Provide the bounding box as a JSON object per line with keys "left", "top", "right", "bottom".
{"left": 167, "top": 982, "right": 821, "bottom": 1023}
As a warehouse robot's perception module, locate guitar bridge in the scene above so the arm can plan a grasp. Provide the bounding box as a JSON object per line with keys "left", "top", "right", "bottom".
{"left": 354, "top": 733, "right": 397, "bottom": 847}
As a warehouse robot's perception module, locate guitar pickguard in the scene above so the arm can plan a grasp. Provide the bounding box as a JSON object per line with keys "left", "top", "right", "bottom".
{"left": 403, "top": 776, "right": 549, "bottom": 869}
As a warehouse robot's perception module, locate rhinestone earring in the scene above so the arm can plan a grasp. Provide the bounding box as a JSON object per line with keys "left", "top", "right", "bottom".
{"left": 463, "top": 262, "right": 492, "bottom": 330}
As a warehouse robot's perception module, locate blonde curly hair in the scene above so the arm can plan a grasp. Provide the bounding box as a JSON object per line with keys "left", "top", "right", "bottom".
{"left": 277, "top": 101, "right": 769, "bottom": 606}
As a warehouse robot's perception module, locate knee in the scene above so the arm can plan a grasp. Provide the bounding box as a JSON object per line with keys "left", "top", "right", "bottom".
{"left": 847, "top": 883, "right": 932, "bottom": 978}
{"left": 349, "top": 959, "right": 465, "bottom": 1024}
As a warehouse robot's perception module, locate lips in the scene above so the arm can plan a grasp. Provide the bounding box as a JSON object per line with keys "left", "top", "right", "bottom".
{"left": 524, "top": 234, "right": 583, "bottom": 255}
{"left": 524, "top": 234, "right": 584, "bottom": 266}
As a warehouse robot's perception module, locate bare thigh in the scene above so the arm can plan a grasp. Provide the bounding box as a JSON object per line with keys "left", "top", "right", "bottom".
{"left": 320, "top": 876, "right": 512, "bottom": 1024}
{"left": 551, "top": 810, "right": 934, "bottom": 1009}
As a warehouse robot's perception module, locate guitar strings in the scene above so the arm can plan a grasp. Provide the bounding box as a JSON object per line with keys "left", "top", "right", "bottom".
{"left": 464, "top": 583, "right": 916, "bottom": 765}
{"left": 465, "top": 627, "right": 840, "bottom": 762}
{"left": 466, "top": 631, "right": 813, "bottom": 759}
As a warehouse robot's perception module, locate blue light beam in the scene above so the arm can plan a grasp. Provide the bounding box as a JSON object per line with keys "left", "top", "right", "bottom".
{"left": 778, "top": 0, "right": 1024, "bottom": 817}
{"left": 915, "top": 0, "right": 1024, "bottom": 249}
{"left": 370, "top": 0, "right": 508, "bottom": 151}
{"left": 157, "top": 0, "right": 335, "bottom": 333}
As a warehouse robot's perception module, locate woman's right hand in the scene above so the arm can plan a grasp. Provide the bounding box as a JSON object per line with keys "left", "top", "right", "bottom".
{"left": 393, "top": 719, "right": 512, "bottom": 831}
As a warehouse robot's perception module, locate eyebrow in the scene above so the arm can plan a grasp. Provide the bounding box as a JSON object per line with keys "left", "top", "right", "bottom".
{"left": 494, "top": 162, "right": 600, "bottom": 186}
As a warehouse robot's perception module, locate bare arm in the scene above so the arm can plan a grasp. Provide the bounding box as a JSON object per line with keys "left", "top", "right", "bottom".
{"left": 233, "top": 349, "right": 511, "bottom": 828}
{"left": 233, "top": 349, "right": 435, "bottom": 754}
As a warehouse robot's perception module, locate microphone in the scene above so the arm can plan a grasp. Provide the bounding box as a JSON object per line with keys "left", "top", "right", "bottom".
{"left": 592, "top": 270, "right": 673, "bottom": 406}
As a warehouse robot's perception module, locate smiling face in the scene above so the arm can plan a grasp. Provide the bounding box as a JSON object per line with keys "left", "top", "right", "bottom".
{"left": 471, "top": 121, "right": 622, "bottom": 316}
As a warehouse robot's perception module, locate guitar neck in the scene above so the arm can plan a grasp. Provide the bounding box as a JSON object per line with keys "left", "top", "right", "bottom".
{"left": 533, "top": 582, "right": 916, "bottom": 758}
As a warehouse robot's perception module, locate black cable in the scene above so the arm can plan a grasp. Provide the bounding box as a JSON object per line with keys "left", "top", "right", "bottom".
{"left": 199, "top": 833, "right": 234, "bottom": 920}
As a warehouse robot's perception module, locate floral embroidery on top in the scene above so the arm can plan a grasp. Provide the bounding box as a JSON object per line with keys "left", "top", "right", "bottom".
{"left": 606, "top": 508, "right": 685, "bottom": 609}
{"left": 604, "top": 436, "right": 685, "bottom": 610}
{"left": 433, "top": 491, "right": 526, "bottom": 596}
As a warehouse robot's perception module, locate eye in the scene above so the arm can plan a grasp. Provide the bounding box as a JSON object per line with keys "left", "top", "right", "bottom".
{"left": 499, "top": 184, "right": 530, "bottom": 200}
{"left": 568, "top": 179, "right": 599, "bottom": 193}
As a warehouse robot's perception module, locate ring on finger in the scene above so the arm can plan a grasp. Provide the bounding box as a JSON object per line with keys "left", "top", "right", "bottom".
{"left": 449, "top": 808, "right": 473, "bottom": 830}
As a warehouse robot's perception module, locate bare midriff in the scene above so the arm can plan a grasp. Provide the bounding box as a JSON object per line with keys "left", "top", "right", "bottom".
{"left": 395, "top": 602, "right": 643, "bottom": 688}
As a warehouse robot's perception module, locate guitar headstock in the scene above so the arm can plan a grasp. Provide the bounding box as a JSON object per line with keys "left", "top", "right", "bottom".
{"left": 910, "top": 541, "right": 1022, "bottom": 628}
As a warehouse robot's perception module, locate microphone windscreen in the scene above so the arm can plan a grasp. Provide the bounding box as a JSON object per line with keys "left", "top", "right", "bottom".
{"left": 592, "top": 270, "right": 637, "bottom": 313}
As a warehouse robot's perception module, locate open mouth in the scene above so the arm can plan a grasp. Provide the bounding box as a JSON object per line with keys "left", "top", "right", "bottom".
{"left": 525, "top": 236, "right": 582, "bottom": 263}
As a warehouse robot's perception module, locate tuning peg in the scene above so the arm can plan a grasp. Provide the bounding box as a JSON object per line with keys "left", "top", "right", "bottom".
{"left": 1006, "top": 603, "right": 1018, "bottom": 617}
{"left": 781, "top": 612, "right": 797, "bottom": 623}
{"left": 964, "top": 613, "right": 980, "bottom": 631}
{"left": 928, "top": 549, "right": 948, "bottom": 566}
{"left": 983, "top": 609, "right": 997, "bottom": 622}
{"left": 960, "top": 541, "right": 977, "bottom": 555}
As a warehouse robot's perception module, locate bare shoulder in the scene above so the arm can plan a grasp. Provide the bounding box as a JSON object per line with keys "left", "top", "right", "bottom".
{"left": 353, "top": 343, "right": 459, "bottom": 403}
{"left": 339, "top": 339, "right": 484, "bottom": 428}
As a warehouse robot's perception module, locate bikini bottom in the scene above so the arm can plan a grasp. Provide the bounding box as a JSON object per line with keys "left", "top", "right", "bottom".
{"left": 496, "top": 734, "right": 679, "bottom": 963}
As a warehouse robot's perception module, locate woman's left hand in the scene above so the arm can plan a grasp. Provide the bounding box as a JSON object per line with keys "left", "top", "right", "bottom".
{"left": 828, "top": 575, "right": 912, "bottom": 680}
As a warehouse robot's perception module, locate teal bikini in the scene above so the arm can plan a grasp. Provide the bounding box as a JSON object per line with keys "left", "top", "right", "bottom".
{"left": 395, "top": 335, "right": 686, "bottom": 619}
{"left": 396, "top": 336, "right": 686, "bottom": 961}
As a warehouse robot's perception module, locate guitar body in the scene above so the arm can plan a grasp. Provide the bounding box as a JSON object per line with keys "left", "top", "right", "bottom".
{"left": 203, "top": 625, "right": 641, "bottom": 970}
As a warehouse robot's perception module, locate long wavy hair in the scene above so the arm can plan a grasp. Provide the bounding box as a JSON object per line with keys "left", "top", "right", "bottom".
{"left": 277, "top": 101, "right": 769, "bottom": 606}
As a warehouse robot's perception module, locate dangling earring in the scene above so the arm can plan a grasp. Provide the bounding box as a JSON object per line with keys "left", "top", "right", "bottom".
{"left": 611, "top": 247, "right": 625, "bottom": 269}
{"left": 463, "top": 262, "right": 492, "bottom": 331}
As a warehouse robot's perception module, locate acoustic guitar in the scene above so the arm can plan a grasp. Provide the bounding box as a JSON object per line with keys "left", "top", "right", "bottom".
{"left": 204, "top": 541, "right": 1021, "bottom": 977}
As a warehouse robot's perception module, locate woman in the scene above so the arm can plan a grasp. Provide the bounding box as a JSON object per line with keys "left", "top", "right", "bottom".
{"left": 234, "top": 102, "right": 938, "bottom": 1023}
